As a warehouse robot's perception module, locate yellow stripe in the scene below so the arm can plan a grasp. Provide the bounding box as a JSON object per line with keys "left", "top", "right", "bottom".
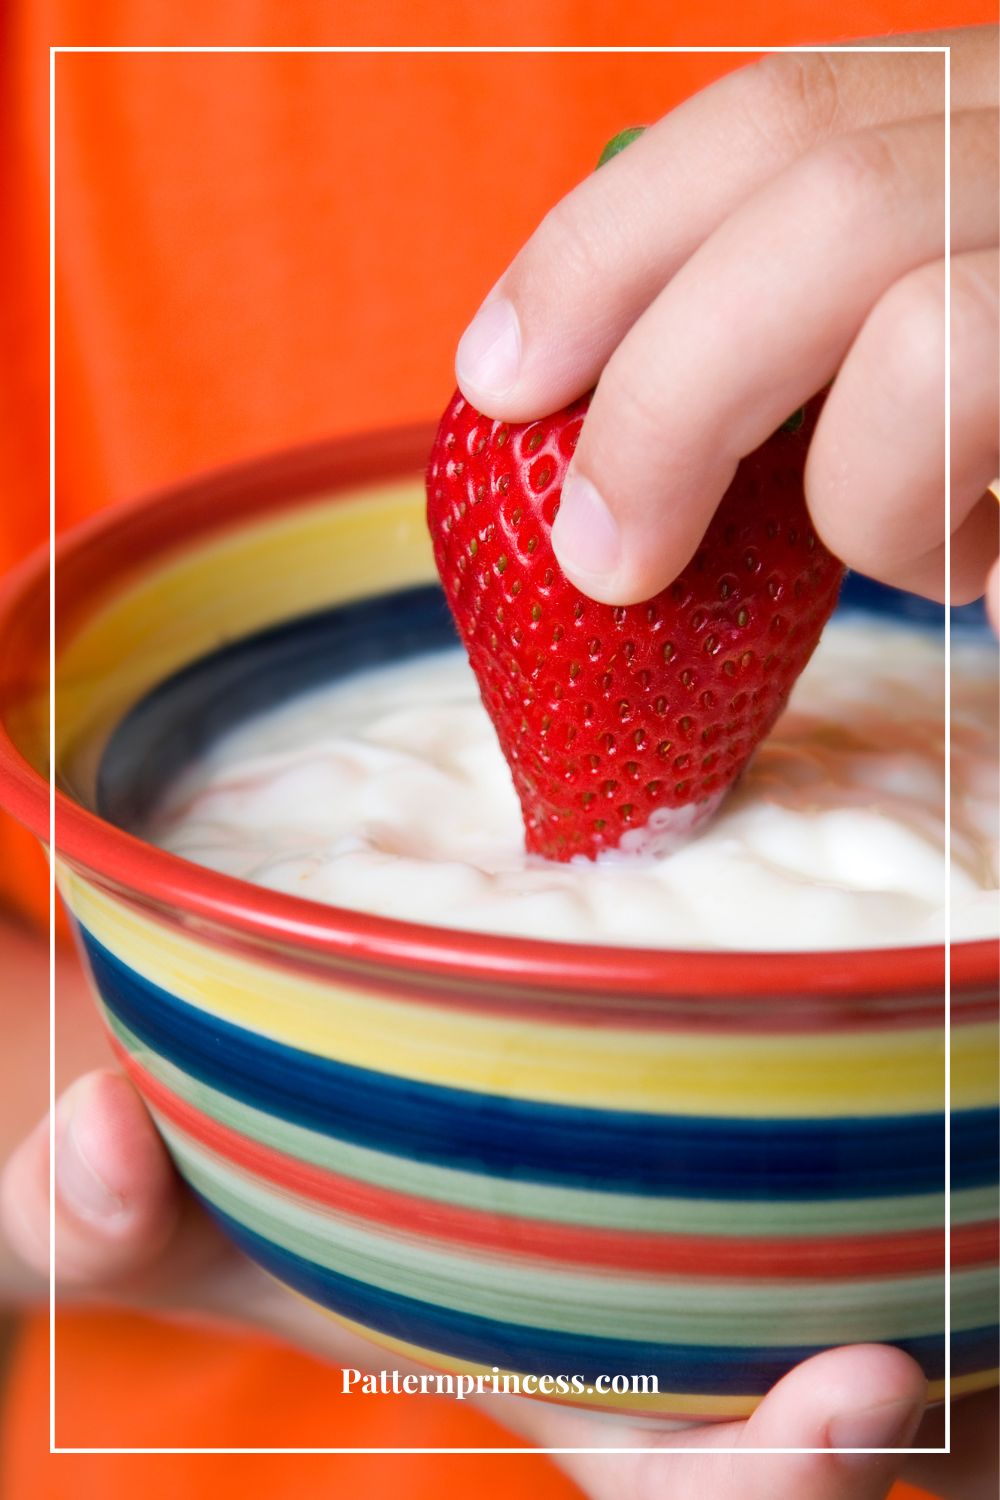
{"left": 60, "top": 868, "right": 996, "bottom": 1117}
{"left": 56, "top": 481, "right": 433, "bottom": 800}
{"left": 927, "top": 1368, "right": 1000, "bottom": 1402}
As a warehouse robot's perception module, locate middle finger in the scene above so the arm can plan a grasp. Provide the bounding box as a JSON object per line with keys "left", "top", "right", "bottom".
{"left": 552, "top": 108, "right": 997, "bottom": 603}
{"left": 457, "top": 38, "right": 991, "bottom": 419}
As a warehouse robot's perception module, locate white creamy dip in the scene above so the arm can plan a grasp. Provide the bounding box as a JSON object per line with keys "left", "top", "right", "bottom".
{"left": 148, "top": 619, "right": 999, "bottom": 951}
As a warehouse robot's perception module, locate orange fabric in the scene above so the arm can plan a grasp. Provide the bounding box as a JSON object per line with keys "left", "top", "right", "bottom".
{"left": 1, "top": 0, "right": 990, "bottom": 1490}
{"left": 1, "top": 1310, "right": 589, "bottom": 1489}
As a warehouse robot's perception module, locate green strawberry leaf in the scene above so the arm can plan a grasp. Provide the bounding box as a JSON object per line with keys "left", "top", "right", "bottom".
{"left": 596, "top": 126, "right": 647, "bottom": 168}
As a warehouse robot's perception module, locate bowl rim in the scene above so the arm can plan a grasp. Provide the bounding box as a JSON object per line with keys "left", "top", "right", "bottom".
{"left": 1, "top": 425, "right": 996, "bottom": 1001}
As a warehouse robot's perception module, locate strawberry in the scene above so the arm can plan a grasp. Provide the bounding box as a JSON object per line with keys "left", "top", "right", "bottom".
{"left": 426, "top": 392, "right": 844, "bottom": 863}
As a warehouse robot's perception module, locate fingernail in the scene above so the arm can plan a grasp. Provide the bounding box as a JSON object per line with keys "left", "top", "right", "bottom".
{"left": 57, "top": 1090, "right": 127, "bottom": 1223}
{"left": 551, "top": 471, "right": 622, "bottom": 585}
{"left": 456, "top": 296, "right": 521, "bottom": 400}
{"left": 827, "top": 1396, "right": 924, "bottom": 1460}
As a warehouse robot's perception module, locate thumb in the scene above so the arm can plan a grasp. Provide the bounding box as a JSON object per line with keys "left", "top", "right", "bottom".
{"left": 0, "top": 1069, "right": 229, "bottom": 1295}
{"left": 664, "top": 1343, "right": 928, "bottom": 1500}
{"left": 510, "top": 1343, "right": 927, "bottom": 1500}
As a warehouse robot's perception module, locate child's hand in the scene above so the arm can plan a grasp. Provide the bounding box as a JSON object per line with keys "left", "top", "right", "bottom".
{"left": 0, "top": 1068, "right": 436, "bottom": 1373}
{"left": 6, "top": 1069, "right": 996, "bottom": 1499}
{"left": 455, "top": 29, "right": 998, "bottom": 611}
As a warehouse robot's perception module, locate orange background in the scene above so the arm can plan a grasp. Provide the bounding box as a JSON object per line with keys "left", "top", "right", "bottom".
{"left": 1, "top": 0, "right": 992, "bottom": 1493}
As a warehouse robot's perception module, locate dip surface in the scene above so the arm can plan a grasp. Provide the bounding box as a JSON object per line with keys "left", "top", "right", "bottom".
{"left": 147, "top": 619, "right": 999, "bottom": 951}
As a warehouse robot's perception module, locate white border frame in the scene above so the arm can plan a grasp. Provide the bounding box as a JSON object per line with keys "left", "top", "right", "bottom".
{"left": 48, "top": 41, "right": 953, "bottom": 1458}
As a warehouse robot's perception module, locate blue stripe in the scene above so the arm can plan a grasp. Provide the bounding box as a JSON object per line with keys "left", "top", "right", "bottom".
{"left": 202, "top": 1199, "right": 996, "bottom": 1393}
{"left": 82, "top": 928, "right": 997, "bottom": 1199}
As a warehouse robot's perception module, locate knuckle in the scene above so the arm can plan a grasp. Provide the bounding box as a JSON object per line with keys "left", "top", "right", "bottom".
{"left": 528, "top": 194, "right": 617, "bottom": 295}
{"left": 745, "top": 51, "right": 844, "bottom": 153}
{"left": 872, "top": 265, "right": 946, "bottom": 406}
{"left": 809, "top": 127, "right": 904, "bottom": 217}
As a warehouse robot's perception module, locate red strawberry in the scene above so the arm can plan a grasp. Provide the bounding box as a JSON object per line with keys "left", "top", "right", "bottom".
{"left": 426, "top": 393, "right": 844, "bottom": 862}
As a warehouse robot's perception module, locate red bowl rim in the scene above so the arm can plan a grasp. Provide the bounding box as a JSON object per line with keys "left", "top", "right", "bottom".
{"left": 0, "top": 425, "right": 995, "bottom": 1002}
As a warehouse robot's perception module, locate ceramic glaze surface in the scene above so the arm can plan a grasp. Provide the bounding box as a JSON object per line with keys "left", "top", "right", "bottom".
{"left": 0, "top": 451, "right": 995, "bottom": 1421}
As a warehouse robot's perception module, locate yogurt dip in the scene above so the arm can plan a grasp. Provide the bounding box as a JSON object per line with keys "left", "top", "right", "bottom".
{"left": 147, "top": 618, "right": 999, "bottom": 951}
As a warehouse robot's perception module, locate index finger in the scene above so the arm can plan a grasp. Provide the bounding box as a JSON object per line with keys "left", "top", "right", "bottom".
{"left": 455, "top": 32, "right": 992, "bottom": 419}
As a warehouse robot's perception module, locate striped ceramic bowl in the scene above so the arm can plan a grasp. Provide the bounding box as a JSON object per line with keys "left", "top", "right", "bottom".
{"left": 0, "top": 429, "right": 996, "bottom": 1423}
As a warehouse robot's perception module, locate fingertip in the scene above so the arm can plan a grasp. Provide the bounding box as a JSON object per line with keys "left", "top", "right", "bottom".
{"left": 550, "top": 472, "right": 624, "bottom": 600}
{"left": 748, "top": 1343, "right": 928, "bottom": 1457}
{"left": 454, "top": 282, "right": 606, "bottom": 423}
{"left": 56, "top": 1070, "right": 178, "bottom": 1233}
{"left": 46, "top": 1070, "right": 183, "bottom": 1285}
{"left": 455, "top": 295, "right": 523, "bottom": 414}
{"left": 551, "top": 469, "right": 696, "bottom": 605}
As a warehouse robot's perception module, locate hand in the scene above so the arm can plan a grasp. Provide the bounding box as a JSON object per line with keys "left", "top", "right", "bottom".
{"left": 3, "top": 1068, "right": 995, "bottom": 1497}
{"left": 454, "top": 28, "right": 999, "bottom": 611}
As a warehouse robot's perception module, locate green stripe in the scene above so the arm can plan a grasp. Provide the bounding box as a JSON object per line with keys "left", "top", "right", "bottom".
{"left": 106, "top": 1009, "right": 988, "bottom": 1236}
{"left": 159, "top": 1118, "right": 994, "bottom": 1347}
